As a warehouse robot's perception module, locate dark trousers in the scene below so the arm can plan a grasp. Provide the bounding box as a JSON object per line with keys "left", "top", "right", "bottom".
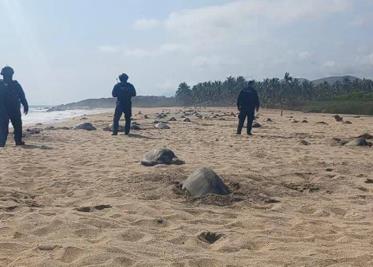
{"left": 0, "top": 111, "right": 23, "bottom": 147}
{"left": 113, "top": 105, "right": 131, "bottom": 135}
{"left": 237, "top": 110, "right": 255, "bottom": 134}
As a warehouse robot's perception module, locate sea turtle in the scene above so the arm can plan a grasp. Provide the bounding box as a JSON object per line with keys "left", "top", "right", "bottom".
{"left": 358, "top": 133, "right": 373, "bottom": 139}
{"left": 103, "top": 124, "right": 124, "bottom": 132}
{"left": 155, "top": 122, "right": 170, "bottom": 129}
{"left": 183, "top": 118, "right": 191, "bottom": 122}
{"left": 169, "top": 117, "right": 177, "bottom": 122}
{"left": 156, "top": 113, "right": 167, "bottom": 119}
{"left": 300, "top": 140, "right": 310, "bottom": 145}
{"left": 141, "top": 148, "right": 185, "bottom": 166}
{"left": 74, "top": 122, "right": 96, "bottom": 131}
{"left": 131, "top": 122, "right": 141, "bottom": 130}
{"left": 182, "top": 168, "right": 230, "bottom": 198}
{"left": 334, "top": 115, "right": 343, "bottom": 122}
{"left": 345, "top": 137, "right": 371, "bottom": 147}
{"left": 252, "top": 121, "right": 262, "bottom": 128}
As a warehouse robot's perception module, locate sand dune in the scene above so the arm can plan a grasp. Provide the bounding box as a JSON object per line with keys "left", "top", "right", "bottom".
{"left": 0, "top": 108, "right": 372, "bottom": 266}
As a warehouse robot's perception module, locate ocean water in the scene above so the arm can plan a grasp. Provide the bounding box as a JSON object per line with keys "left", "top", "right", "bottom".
{"left": 21, "top": 106, "right": 111, "bottom": 126}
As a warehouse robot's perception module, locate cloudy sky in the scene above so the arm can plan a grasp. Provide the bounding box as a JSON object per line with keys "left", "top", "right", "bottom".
{"left": 0, "top": 0, "right": 372, "bottom": 105}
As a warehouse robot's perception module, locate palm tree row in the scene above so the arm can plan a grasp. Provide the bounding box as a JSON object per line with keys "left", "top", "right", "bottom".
{"left": 175, "top": 73, "right": 373, "bottom": 108}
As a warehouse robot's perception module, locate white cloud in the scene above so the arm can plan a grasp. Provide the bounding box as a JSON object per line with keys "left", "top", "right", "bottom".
{"left": 156, "top": 79, "right": 178, "bottom": 91}
{"left": 129, "top": 1, "right": 351, "bottom": 57}
{"left": 368, "top": 53, "right": 373, "bottom": 65}
{"left": 351, "top": 13, "right": 373, "bottom": 27}
{"left": 123, "top": 48, "right": 153, "bottom": 58}
{"left": 133, "top": 18, "right": 161, "bottom": 30}
{"left": 99, "top": 0, "right": 370, "bottom": 98}
{"left": 323, "top": 60, "right": 336, "bottom": 68}
{"left": 159, "top": 43, "right": 190, "bottom": 53}
{"left": 163, "top": 0, "right": 350, "bottom": 46}
{"left": 192, "top": 55, "right": 222, "bottom": 69}
{"left": 298, "top": 51, "right": 311, "bottom": 60}
{"left": 98, "top": 45, "right": 120, "bottom": 53}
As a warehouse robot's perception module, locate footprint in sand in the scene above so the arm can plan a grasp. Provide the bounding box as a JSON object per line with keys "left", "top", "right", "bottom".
{"left": 58, "top": 246, "right": 85, "bottom": 263}
{"left": 119, "top": 229, "right": 147, "bottom": 242}
{"left": 197, "top": 231, "right": 224, "bottom": 244}
{"left": 187, "top": 258, "right": 224, "bottom": 266}
{"left": 111, "top": 256, "right": 135, "bottom": 266}
{"left": 32, "top": 219, "right": 64, "bottom": 236}
{"left": 75, "top": 204, "right": 112, "bottom": 212}
{"left": 74, "top": 228, "right": 102, "bottom": 239}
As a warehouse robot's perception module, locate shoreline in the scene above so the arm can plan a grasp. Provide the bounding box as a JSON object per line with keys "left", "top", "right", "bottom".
{"left": 22, "top": 108, "right": 113, "bottom": 127}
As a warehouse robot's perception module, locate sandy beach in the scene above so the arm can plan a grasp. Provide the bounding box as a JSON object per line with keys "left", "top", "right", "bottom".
{"left": 0, "top": 107, "right": 372, "bottom": 266}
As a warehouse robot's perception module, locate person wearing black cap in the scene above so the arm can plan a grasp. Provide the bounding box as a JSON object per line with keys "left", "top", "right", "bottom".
{"left": 0, "top": 66, "right": 29, "bottom": 147}
{"left": 112, "top": 73, "right": 136, "bottom": 135}
{"left": 236, "top": 80, "right": 260, "bottom": 136}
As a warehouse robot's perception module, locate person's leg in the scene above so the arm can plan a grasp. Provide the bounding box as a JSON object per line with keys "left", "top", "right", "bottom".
{"left": 10, "top": 111, "right": 24, "bottom": 145}
{"left": 112, "top": 105, "right": 123, "bottom": 135}
{"left": 237, "top": 111, "right": 246, "bottom": 134}
{"left": 0, "top": 115, "right": 9, "bottom": 147}
{"left": 247, "top": 111, "right": 255, "bottom": 135}
{"left": 124, "top": 108, "right": 132, "bottom": 135}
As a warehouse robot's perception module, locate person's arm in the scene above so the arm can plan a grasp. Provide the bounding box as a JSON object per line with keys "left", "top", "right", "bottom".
{"left": 131, "top": 84, "right": 136, "bottom": 97}
{"left": 237, "top": 91, "right": 242, "bottom": 110}
{"left": 16, "top": 82, "right": 28, "bottom": 115}
{"left": 112, "top": 84, "right": 118, "bottom": 97}
{"left": 254, "top": 90, "right": 260, "bottom": 112}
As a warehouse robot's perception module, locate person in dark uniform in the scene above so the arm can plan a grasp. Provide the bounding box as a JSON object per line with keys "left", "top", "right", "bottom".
{"left": 236, "top": 80, "right": 260, "bottom": 135}
{"left": 112, "top": 73, "right": 136, "bottom": 135}
{"left": 0, "top": 66, "right": 29, "bottom": 147}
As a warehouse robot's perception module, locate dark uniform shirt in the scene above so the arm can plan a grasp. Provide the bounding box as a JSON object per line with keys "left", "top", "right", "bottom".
{"left": 0, "top": 80, "right": 6, "bottom": 114}
{"left": 112, "top": 82, "right": 136, "bottom": 110}
{"left": 237, "top": 87, "right": 260, "bottom": 112}
{"left": 0, "top": 80, "right": 28, "bottom": 114}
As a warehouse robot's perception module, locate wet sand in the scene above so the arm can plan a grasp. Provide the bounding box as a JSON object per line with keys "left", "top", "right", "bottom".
{"left": 0, "top": 107, "right": 372, "bottom": 266}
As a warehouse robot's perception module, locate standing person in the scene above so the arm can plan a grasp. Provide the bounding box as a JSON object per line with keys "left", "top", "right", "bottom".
{"left": 236, "top": 80, "right": 260, "bottom": 136}
{"left": 0, "top": 66, "right": 29, "bottom": 147}
{"left": 112, "top": 73, "right": 136, "bottom": 135}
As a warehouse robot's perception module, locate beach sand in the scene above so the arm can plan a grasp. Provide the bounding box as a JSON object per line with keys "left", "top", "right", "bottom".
{"left": 0, "top": 107, "right": 372, "bottom": 266}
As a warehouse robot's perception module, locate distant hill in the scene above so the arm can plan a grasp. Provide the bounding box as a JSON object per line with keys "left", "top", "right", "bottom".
{"left": 311, "top": 75, "right": 360, "bottom": 85}
{"left": 47, "top": 96, "right": 176, "bottom": 112}
{"left": 293, "top": 78, "right": 309, "bottom": 83}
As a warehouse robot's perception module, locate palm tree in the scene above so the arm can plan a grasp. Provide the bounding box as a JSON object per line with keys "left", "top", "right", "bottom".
{"left": 175, "top": 82, "right": 193, "bottom": 106}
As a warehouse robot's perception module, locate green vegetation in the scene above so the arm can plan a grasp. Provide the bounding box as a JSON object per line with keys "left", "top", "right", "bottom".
{"left": 175, "top": 73, "right": 373, "bottom": 115}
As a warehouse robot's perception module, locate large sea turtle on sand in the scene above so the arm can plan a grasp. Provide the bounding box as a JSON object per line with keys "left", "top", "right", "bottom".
{"left": 182, "top": 168, "right": 230, "bottom": 198}
{"left": 141, "top": 148, "right": 185, "bottom": 166}
{"left": 74, "top": 122, "right": 96, "bottom": 131}
{"left": 155, "top": 122, "right": 170, "bottom": 129}
{"left": 345, "top": 137, "right": 371, "bottom": 147}
{"left": 131, "top": 122, "right": 141, "bottom": 130}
